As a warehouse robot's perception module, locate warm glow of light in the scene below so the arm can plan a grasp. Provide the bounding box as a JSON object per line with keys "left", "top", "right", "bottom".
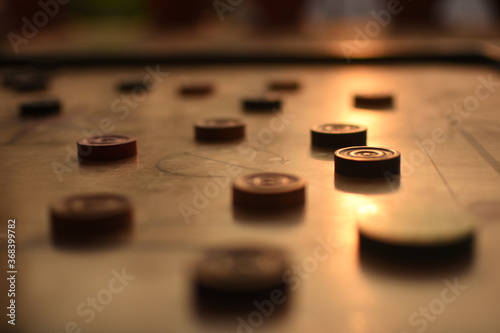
{"left": 341, "top": 68, "right": 390, "bottom": 92}
{"left": 330, "top": 41, "right": 389, "bottom": 60}
{"left": 357, "top": 203, "right": 378, "bottom": 216}
{"left": 337, "top": 194, "right": 374, "bottom": 214}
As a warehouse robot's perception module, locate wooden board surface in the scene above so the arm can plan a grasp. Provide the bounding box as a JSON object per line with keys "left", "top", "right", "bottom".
{"left": 1, "top": 60, "right": 500, "bottom": 333}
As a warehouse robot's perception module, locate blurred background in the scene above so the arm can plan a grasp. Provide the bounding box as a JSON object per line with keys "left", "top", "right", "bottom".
{"left": 0, "top": 0, "right": 499, "bottom": 58}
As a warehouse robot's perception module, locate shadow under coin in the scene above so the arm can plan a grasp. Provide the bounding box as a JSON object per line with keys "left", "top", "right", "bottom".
{"left": 51, "top": 229, "right": 133, "bottom": 251}
{"left": 195, "top": 138, "right": 245, "bottom": 146}
{"left": 78, "top": 156, "right": 139, "bottom": 172}
{"left": 309, "top": 146, "right": 334, "bottom": 161}
{"left": 358, "top": 234, "right": 474, "bottom": 279}
{"left": 233, "top": 206, "right": 305, "bottom": 226}
{"left": 193, "top": 286, "right": 291, "bottom": 321}
{"left": 335, "top": 174, "right": 400, "bottom": 194}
